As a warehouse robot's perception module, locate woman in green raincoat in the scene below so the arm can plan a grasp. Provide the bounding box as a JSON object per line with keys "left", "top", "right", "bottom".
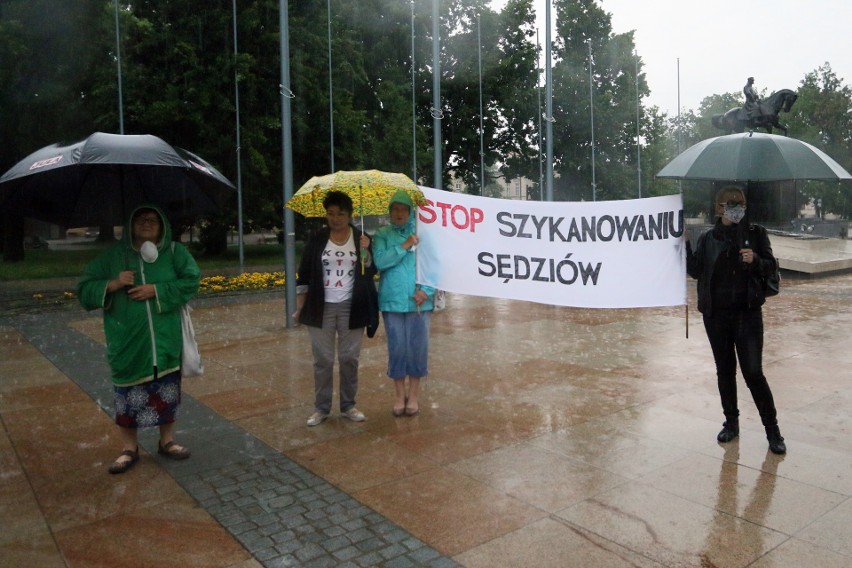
{"left": 78, "top": 205, "right": 200, "bottom": 473}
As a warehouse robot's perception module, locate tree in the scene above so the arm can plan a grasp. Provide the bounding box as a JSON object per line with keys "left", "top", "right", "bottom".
{"left": 548, "top": 0, "right": 649, "bottom": 202}
{"left": 784, "top": 64, "right": 852, "bottom": 218}
{"left": 0, "top": 0, "right": 104, "bottom": 261}
{"left": 491, "top": 0, "right": 541, "bottom": 189}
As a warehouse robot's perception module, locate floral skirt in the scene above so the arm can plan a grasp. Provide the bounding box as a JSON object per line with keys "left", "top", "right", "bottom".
{"left": 114, "top": 370, "right": 182, "bottom": 428}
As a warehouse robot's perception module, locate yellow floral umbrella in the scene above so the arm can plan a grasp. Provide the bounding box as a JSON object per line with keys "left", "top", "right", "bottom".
{"left": 286, "top": 169, "right": 426, "bottom": 218}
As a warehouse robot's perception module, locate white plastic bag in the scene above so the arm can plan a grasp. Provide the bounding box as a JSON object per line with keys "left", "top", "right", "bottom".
{"left": 433, "top": 289, "right": 446, "bottom": 311}
{"left": 180, "top": 303, "right": 204, "bottom": 377}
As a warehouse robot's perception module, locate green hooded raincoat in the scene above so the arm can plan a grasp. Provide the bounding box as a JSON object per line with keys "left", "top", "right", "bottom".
{"left": 78, "top": 205, "right": 201, "bottom": 387}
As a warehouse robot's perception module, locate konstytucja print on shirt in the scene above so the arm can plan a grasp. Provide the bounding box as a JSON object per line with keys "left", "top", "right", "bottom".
{"left": 323, "top": 247, "right": 357, "bottom": 287}
{"left": 322, "top": 238, "right": 358, "bottom": 303}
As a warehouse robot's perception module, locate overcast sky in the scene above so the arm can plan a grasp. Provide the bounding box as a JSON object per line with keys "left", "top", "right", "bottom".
{"left": 494, "top": 0, "right": 852, "bottom": 116}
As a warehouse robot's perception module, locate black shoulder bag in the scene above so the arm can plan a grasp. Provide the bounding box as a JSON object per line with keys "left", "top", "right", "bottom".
{"left": 763, "top": 258, "right": 780, "bottom": 297}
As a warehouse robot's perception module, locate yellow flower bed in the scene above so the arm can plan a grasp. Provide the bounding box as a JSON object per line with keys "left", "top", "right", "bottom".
{"left": 199, "top": 271, "right": 286, "bottom": 294}
{"left": 28, "top": 272, "right": 286, "bottom": 307}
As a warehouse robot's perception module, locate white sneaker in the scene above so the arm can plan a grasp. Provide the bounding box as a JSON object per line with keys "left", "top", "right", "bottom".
{"left": 341, "top": 408, "right": 366, "bottom": 422}
{"left": 306, "top": 412, "right": 329, "bottom": 427}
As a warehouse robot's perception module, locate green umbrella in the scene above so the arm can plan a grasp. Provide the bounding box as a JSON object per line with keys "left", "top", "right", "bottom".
{"left": 656, "top": 132, "right": 851, "bottom": 182}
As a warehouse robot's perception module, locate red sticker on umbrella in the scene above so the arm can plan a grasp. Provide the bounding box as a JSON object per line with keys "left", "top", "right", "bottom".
{"left": 189, "top": 160, "right": 211, "bottom": 174}
{"left": 29, "top": 156, "right": 63, "bottom": 170}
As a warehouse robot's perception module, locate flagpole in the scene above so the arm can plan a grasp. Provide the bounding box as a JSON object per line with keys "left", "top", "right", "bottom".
{"left": 114, "top": 0, "right": 124, "bottom": 135}
{"left": 544, "top": 0, "right": 553, "bottom": 201}
{"left": 477, "top": 13, "right": 485, "bottom": 196}
{"left": 280, "top": 0, "right": 297, "bottom": 328}
{"left": 327, "top": 0, "right": 335, "bottom": 173}
{"left": 411, "top": 0, "right": 417, "bottom": 181}
{"left": 233, "top": 0, "right": 245, "bottom": 272}
{"left": 636, "top": 51, "right": 641, "bottom": 198}
{"left": 677, "top": 57, "right": 687, "bottom": 338}
{"left": 588, "top": 40, "right": 596, "bottom": 201}
{"left": 432, "top": 0, "right": 442, "bottom": 190}
{"left": 537, "top": 28, "right": 543, "bottom": 201}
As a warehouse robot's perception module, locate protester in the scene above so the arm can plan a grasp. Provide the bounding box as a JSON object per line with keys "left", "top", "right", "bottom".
{"left": 294, "top": 190, "right": 376, "bottom": 426}
{"left": 78, "top": 205, "right": 201, "bottom": 473}
{"left": 686, "top": 186, "right": 786, "bottom": 454}
{"left": 373, "top": 190, "right": 434, "bottom": 417}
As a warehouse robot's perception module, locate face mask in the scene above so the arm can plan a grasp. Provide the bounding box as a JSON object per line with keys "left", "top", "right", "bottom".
{"left": 723, "top": 204, "right": 746, "bottom": 224}
{"left": 140, "top": 240, "right": 159, "bottom": 263}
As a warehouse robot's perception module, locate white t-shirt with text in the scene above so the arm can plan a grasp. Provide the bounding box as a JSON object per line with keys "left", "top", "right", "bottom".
{"left": 323, "top": 231, "right": 357, "bottom": 303}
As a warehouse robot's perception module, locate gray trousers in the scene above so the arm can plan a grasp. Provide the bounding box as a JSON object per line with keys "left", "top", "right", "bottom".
{"left": 307, "top": 300, "right": 363, "bottom": 414}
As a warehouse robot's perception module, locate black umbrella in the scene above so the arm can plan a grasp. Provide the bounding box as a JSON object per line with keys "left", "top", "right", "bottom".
{"left": 0, "top": 132, "right": 235, "bottom": 227}
{"left": 656, "top": 131, "right": 852, "bottom": 182}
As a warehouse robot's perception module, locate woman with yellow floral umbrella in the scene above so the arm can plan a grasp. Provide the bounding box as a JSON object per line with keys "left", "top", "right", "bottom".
{"left": 292, "top": 190, "right": 378, "bottom": 427}
{"left": 287, "top": 170, "right": 427, "bottom": 274}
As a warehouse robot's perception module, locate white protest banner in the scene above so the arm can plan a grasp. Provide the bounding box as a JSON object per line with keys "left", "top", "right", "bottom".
{"left": 415, "top": 187, "right": 686, "bottom": 308}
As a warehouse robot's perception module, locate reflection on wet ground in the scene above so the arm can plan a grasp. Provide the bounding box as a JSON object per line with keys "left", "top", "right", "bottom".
{"left": 2, "top": 273, "right": 852, "bottom": 567}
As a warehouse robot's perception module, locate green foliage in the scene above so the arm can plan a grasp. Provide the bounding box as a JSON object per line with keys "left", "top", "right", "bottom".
{"left": 782, "top": 64, "right": 852, "bottom": 218}
{"left": 0, "top": 0, "right": 104, "bottom": 170}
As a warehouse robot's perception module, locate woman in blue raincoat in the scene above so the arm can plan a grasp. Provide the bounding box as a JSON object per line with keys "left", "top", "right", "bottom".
{"left": 372, "top": 190, "right": 435, "bottom": 416}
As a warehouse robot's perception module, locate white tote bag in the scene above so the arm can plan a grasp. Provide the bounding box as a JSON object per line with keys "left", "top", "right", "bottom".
{"left": 180, "top": 303, "right": 204, "bottom": 377}
{"left": 433, "top": 289, "right": 447, "bottom": 311}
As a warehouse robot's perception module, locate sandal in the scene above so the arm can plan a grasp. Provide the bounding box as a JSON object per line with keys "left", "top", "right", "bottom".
{"left": 404, "top": 403, "right": 420, "bottom": 416}
{"left": 393, "top": 396, "right": 407, "bottom": 417}
{"left": 108, "top": 448, "right": 139, "bottom": 474}
{"left": 158, "top": 440, "right": 191, "bottom": 461}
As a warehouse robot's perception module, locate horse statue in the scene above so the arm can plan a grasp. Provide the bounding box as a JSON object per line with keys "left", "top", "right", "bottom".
{"left": 712, "top": 89, "right": 798, "bottom": 136}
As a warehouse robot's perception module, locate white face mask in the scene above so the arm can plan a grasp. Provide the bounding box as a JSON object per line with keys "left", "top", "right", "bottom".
{"left": 140, "top": 240, "right": 159, "bottom": 263}
{"left": 723, "top": 204, "right": 746, "bottom": 224}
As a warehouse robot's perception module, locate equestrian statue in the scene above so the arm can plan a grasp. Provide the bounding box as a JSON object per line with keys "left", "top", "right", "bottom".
{"left": 712, "top": 77, "right": 798, "bottom": 136}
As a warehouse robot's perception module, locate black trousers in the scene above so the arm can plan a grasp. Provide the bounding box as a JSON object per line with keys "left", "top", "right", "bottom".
{"left": 703, "top": 307, "right": 778, "bottom": 427}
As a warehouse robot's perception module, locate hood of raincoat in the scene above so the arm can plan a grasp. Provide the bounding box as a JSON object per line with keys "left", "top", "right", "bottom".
{"left": 388, "top": 190, "right": 416, "bottom": 234}
{"left": 123, "top": 203, "right": 173, "bottom": 252}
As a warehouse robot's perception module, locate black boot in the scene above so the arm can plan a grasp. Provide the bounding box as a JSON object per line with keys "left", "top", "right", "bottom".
{"left": 766, "top": 425, "right": 786, "bottom": 454}
{"left": 717, "top": 420, "right": 739, "bottom": 443}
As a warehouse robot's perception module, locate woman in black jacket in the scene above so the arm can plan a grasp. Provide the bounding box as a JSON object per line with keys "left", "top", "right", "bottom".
{"left": 686, "top": 186, "right": 786, "bottom": 454}
{"left": 294, "top": 191, "right": 377, "bottom": 427}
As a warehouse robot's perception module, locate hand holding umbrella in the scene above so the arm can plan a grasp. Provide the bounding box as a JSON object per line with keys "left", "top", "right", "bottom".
{"left": 359, "top": 232, "right": 372, "bottom": 275}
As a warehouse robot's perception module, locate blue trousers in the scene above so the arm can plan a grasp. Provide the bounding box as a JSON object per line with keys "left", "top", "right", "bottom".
{"left": 383, "top": 311, "right": 430, "bottom": 379}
